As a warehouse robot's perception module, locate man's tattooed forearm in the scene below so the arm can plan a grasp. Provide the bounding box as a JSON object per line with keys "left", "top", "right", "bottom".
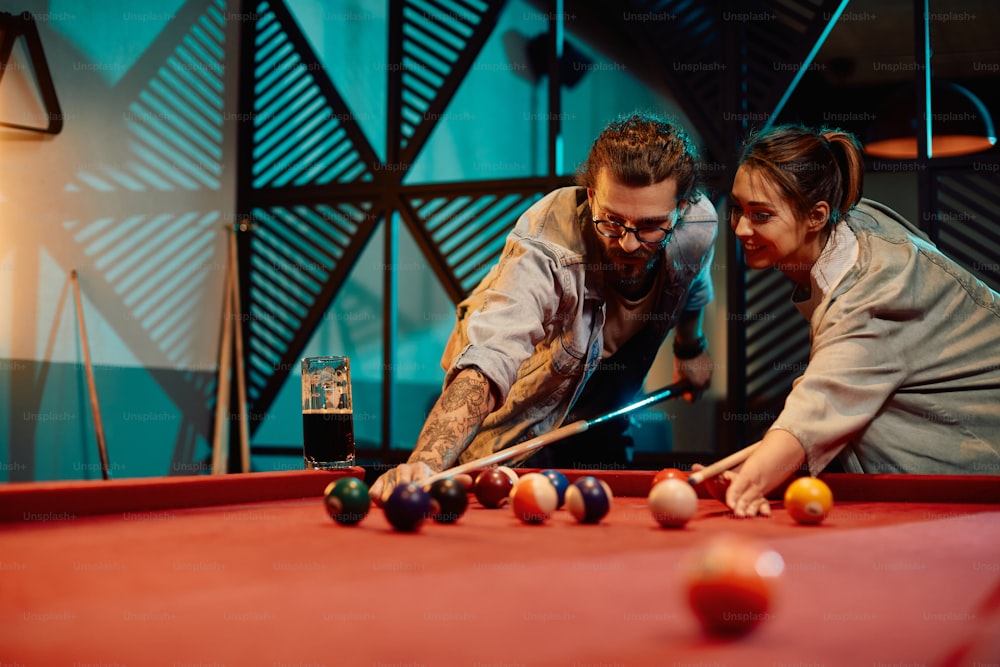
{"left": 440, "top": 372, "right": 490, "bottom": 418}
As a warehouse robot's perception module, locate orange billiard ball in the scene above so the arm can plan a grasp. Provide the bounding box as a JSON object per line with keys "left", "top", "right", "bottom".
{"left": 510, "top": 473, "right": 559, "bottom": 524}
{"left": 684, "top": 536, "right": 784, "bottom": 637}
{"left": 783, "top": 477, "right": 833, "bottom": 525}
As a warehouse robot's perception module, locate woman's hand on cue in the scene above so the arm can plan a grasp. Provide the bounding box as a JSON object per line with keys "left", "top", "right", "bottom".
{"left": 690, "top": 463, "right": 735, "bottom": 506}
{"left": 370, "top": 462, "right": 435, "bottom": 506}
{"left": 725, "top": 431, "right": 807, "bottom": 518}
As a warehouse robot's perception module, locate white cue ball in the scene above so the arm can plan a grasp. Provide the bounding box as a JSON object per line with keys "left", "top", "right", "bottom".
{"left": 648, "top": 478, "right": 699, "bottom": 528}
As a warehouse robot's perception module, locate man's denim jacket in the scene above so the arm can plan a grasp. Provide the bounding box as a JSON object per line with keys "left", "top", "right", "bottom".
{"left": 440, "top": 186, "right": 718, "bottom": 465}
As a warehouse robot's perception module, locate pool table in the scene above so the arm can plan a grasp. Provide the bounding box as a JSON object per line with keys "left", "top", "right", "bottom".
{"left": 1, "top": 468, "right": 998, "bottom": 666}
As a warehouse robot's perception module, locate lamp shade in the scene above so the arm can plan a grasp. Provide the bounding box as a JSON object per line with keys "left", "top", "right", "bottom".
{"left": 865, "top": 81, "right": 996, "bottom": 159}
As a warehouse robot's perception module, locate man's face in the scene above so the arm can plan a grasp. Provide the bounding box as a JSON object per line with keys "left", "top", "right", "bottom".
{"left": 587, "top": 170, "right": 682, "bottom": 292}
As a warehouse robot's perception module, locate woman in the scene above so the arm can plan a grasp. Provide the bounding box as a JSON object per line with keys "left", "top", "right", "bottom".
{"left": 719, "top": 124, "right": 1000, "bottom": 517}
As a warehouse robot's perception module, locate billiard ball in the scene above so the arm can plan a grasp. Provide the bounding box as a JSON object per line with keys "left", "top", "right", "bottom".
{"left": 684, "top": 535, "right": 785, "bottom": 637}
{"left": 510, "top": 473, "right": 559, "bottom": 524}
{"left": 453, "top": 473, "right": 475, "bottom": 493}
{"left": 648, "top": 478, "right": 698, "bottom": 528}
{"left": 565, "top": 476, "right": 613, "bottom": 524}
{"left": 383, "top": 482, "right": 432, "bottom": 532}
{"left": 539, "top": 469, "right": 569, "bottom": 508}
{"left": 323, "top": 477, "right": 371, "bottom": 525}
{"left": 783, "top": 477, "right": 833, "bottom": 525}
{"left": 473, "top": 468, "right": 515, "bottom": 508}
{"left": 428, "top": 477, "right": 468, "bottom": 524}
{"left": 652, "top": 467, "right": 688, "bottom": 489}
{"left": 690, "top": 468, "right": 729, "bottom": 506}
{"left": 496, "top": 465, "right": 519, "bottom": 485}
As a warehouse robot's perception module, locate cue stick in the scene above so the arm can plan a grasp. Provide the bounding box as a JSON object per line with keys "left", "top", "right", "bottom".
{"left": 418, "top": 380, "right": 693, "bottom": 489}
{"left": 70, "top": 270, "right": 111, "bottom": 480}
{"left": 685, "top": 442, "right": 761, "bottom": 486}
{"left": 228, "top": 225, "right": 251, "bottom": 473}
{"left": 211, "top": 235, "right": 235, "bottom": 475}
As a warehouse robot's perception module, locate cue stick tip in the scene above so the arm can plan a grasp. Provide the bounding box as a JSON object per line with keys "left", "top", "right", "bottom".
{"left": 686, "top": 442, "right": 761, "bottom": 486}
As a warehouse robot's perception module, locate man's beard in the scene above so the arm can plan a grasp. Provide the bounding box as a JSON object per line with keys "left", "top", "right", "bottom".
{"left": 603, "top": 249, "right": 661, "bottom": 294}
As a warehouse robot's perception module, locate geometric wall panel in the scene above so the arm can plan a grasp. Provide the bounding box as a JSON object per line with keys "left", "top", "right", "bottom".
{"left": 73, "top": 211, "right": 221, "bottom": 369}
{"left": 744, "top": 267, "right": 807, "bottom": 431}
{"left": 396, "top": 0, "right": 501, "bottom": 163}
{"left": 246, "top": 202, "right": 379, "bottom": 408}
{"left": 402, "top": 191, "right": 545, "bottom": 300}
{"left": 933, "top": 171, "right": 1000, "bottom": 292}
{"left": 251, "top": 2, "right": 375, "bottom": 188}
{"left": 75, "top": 0, "right": 227, "bottom": 192}
{"left": 231, "top": 0, "right": 508, "bottom": 445}
{"left": 610, "top": 0, "right": 847, "bottom": 158}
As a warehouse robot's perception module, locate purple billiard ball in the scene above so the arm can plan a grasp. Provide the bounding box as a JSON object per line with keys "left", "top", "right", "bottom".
{"left": 384, "top": 482, "right": 432, "bottom": 532}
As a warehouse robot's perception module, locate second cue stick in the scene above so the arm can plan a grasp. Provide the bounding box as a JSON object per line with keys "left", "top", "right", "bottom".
{"left": 211, "top": 235, "right": 235, "bottom": 474}
{"left": 228, "top": 226, "right": 251, "bottom": 472}
{"left": 70, "top": 270, "right": 111, "bottom": 480}
{"left": 418, "top": 380, "right": 693, "bottom": 489}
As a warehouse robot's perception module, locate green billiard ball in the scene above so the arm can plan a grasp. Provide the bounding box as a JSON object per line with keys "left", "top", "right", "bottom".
{"left": 324, "top": 477, "right": 371, "bottom": 525}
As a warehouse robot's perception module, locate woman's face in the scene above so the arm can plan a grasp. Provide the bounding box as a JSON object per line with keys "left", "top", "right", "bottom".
{"left": 729, "top": 165, "right": 826, "bottom": 284}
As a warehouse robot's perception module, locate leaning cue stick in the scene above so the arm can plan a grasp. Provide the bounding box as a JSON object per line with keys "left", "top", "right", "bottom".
{"left": 686, "top": 442, "right": 761, "bottom": 486}
{"left": 418, "top": 380, "right": 693, "bottom": 489}
{"left": 70, "top": 270, "right": 111, "bottom": 480}
{"left": 211, "top": 236, "right": 235, "bottom": 475}
{"left": 228, "top": 225, "right": 251, "bottom": 473}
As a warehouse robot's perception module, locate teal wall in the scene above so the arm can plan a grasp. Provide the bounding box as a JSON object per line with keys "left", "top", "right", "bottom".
{"left": 1, "top": 0, "right": 695, "bottom": 481}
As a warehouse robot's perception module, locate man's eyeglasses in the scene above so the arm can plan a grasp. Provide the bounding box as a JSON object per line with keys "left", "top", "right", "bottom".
{"left": 591, "top": 196, "right": 679, "bottom": 246}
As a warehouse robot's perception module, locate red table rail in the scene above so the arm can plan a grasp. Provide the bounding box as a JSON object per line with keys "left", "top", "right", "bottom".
{"left": 2, "top": 469, "right": 997, "bottom": 523}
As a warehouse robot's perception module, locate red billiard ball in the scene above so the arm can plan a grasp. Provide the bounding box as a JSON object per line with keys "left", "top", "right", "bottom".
{"left": 474, "top": 468, "right": 515, "bottom": 508}
{"left": 428, "top": 478, "right": 468, "bottom": 524}
{"left": 648, "top": 478, "right": 698, "bottom": 528}
{"left": 323, "top": 477, "right": 371, "bottom": 526}
{"left": 783, "top": 477, "right": 833, "bottom": 525}
{"left": 383, "top": 482, "right": 432, "bottom": 532}
{"left": 565, "top": 476, "right": 613, "bottom": 524}
{"left": 652, "top": 467, "right": 688, "bottom": 489}
{"left": 510, "top": 473, "right": 559, "bottom": 524}
{"left": 684, "top": 536, "right": 785, "bottom": 637}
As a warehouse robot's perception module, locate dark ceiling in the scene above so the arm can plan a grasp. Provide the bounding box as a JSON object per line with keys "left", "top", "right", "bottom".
{"left": 528, "top": 0, "right": 1000, "bottom": 164}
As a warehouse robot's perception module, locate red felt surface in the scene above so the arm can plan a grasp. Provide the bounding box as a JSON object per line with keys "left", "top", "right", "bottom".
{"left": 1, "top": 471, "right": 998, "bottom": 666}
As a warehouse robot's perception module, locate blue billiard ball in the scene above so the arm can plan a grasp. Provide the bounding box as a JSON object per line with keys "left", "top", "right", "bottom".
{"left": 539, "top": 469, "right": 569, "bottom": 508}
{"left": 565, "top": 476, "right": 613, "bottom": 524}
{"left": 384, "top": 482, "right": 432, "bottom": 532}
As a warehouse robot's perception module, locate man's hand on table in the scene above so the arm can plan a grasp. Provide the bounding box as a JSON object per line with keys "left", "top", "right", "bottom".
{"left": 370, "top": 462, "right": 436, "bottom": 506}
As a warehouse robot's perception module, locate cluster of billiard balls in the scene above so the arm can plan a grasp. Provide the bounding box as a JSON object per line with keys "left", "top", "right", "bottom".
{"left": 324, "top": 470, "right": 836, "bottom": 638}
{"left": 324, "top": 468, "right": 835, "bottom": 534}
{"left": 321, "top": 475, "right": 468, "bottom": 531}
{"left": 323, "top": 466, "right": 710, "bottom": 533}
{"left": 322, "top": 467, "right": 625, "bottom": 532}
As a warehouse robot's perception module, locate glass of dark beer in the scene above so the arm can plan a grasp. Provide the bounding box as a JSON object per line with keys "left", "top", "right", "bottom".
{"left": 301, "top": 356, "right": 355, "bottom": 469}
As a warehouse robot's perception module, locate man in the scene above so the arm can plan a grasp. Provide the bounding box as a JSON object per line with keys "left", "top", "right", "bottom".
{"left": 371, "top": 112, "right": 718, "bottom": 501}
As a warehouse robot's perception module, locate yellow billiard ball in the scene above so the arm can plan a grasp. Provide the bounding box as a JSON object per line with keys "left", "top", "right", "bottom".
{"left": 783, "top": 477, "right": 833, "bottom": 525}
